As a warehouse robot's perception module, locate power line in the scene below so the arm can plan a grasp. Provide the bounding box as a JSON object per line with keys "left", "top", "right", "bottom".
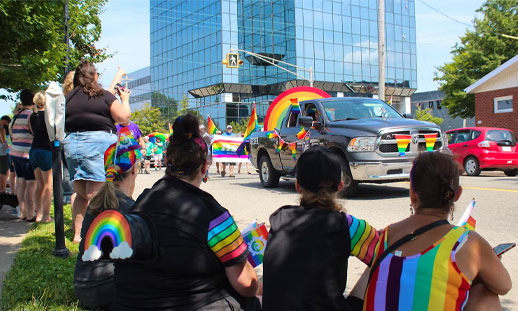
{"left": 417, "top": 0, "right": 472, "bottom": 28}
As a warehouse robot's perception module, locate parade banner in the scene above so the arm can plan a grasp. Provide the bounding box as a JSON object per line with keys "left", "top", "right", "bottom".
{"left": 212, "top": 135, "right": 250, "bottom": 163}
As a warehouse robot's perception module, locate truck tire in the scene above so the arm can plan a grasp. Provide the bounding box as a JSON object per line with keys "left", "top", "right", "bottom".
{"left": 464, "top": 156, "right": 481, "bottom": 176}
{"left": 504, "top": 169, "right": 518, "bottom": 177}
{"left": 338, "top": 158, "right": 359, "bottom": 198}
{"left": 259, "top": 155, "right": 280, "bottom": 188}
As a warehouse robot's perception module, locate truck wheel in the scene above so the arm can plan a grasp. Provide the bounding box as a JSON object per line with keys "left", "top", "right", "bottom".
{"left": 504, "top": 169, "right": 518, "bottom": 177}
{"left": 464, "top": 156, "right": 481, "bottom": 176}
{"left": 259, "top": 155, "right": 280, "bottom": 188}
{"left": 339, "top": 158, "right": 359, "bottom": 198}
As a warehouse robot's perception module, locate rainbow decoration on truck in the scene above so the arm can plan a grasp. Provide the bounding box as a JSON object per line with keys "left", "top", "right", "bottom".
{"left": 395, "top": 134, "right": 411, "bottom": 157}
{"left": 424, "top": 133, "right": 438, "bottom": 151}
{"left": 263, "top": 86, "right": 330, "bottom": 132}
{"left": 82, "top": 209, "right": 134, "bottom": 261}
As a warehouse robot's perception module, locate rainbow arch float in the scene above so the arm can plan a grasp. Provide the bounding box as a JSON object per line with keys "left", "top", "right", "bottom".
{"left": 263, "top": 86, "right": 331, "bottom": 132}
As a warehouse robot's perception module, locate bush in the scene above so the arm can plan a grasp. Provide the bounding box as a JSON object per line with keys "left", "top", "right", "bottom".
{"left": 1, "top": 205, "right": 86, "bottom": 311}
{"left": 414, "top": 107, "right": 444, "bottom": 126}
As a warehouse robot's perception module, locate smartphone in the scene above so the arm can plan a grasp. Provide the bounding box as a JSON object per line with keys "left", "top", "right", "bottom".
{"left": 493, "top": 243, "right": 516, "bottom": 256}
{"left": 115, "top": 83, "right": 126, "bottom": 94}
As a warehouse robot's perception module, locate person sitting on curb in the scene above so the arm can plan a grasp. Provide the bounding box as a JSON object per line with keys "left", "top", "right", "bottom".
{"left": 74, "top": 128, "right": 142, "bottom": 311}
{"left": 262, "top": 146, "right": 379, "bottom": 310}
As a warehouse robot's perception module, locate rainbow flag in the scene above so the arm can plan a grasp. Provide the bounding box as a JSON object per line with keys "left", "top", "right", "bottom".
{"left": 168, "top": 122, "right": 173, "bottom": 135}
{"left": 457, "top": 200, "right": 476, "bottom": 231}
{"left": 395, "top": 134, "right": 411, "bottom": 157}
{"left": 296, "top": 126, "right": 307, "bottom": 140}
{"left": 289, "top": 143, "right": 296, "bottom": 161}
{"left": 242, "top": 222, "right": 268, "bottom": 267}
{"left": 243, "top": 103, "right": 260, "bottom": 141}
{"left": 290, "top": 98, "right": 300, "bottom": 114}
{"left": 211, "top": 135, "right": 249, "bottom": 163}
{"left": 207, "top": 115, "right": 218, "bottom": 135}
{"left": 387, "top": 95, "right": 393, "bottom": 106}
{"left": 276, "top": 140, "right": 285, "bottom": 153}
{"left": 424, "top": 133, "right": 438, "bottom": 151}
{"left": 266, "top": 131, "right": 278, "bottom": 139}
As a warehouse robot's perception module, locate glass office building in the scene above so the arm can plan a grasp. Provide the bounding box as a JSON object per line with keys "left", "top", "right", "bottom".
{"left": 150, "top": 0, "right": 417, "bottom": 125}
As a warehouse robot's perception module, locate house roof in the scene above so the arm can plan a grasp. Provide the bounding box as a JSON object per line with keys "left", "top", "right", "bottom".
{"left": 465, "top": 54, "right": 518, "bottom": 94}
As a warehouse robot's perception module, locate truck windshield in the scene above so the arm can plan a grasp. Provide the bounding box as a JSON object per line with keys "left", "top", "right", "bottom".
{"left": 321, "top": 99, "right": 402, "bottom": 121}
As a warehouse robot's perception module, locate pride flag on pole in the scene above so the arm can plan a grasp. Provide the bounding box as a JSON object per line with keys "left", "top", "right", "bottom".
{"left": 207, "top": 115, "right": 218, "bottom": 135}
{"left": 241, "top": 222, "right": 268, "bottom": 267}
{"left": 290, "top": 98, "right": 300, "bottom": 114}
{"left": 237, "top": 103, "right": 260, "bottom": 155}
{"left": 457, "top": 200, "right": 476, "bottom": 231}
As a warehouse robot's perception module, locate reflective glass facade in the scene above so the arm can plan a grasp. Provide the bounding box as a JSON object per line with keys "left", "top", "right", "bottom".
{"left": 150, "top": 0, "right": 417, "bottom": 123}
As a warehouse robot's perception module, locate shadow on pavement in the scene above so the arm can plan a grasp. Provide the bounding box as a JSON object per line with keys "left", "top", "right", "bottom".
{"left": 348, "top": 184, "right": 409, "bottom": 201}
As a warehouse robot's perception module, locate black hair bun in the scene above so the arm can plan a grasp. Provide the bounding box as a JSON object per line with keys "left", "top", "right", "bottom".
{"left": 171, "top": 114, "right": 201, "bottom": 145}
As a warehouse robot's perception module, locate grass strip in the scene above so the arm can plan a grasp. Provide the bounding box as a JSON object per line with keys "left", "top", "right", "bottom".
{"left": 1, "top": 204, "right": 87, "bottom": 311}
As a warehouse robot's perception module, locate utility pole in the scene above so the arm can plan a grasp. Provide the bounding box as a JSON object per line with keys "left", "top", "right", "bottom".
{"left": 378, "top": 0, "right": 386, "bottom": 102}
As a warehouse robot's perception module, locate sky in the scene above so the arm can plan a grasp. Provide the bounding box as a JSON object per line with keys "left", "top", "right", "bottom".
{"left": 0, "top": 0, "right": 486, "bottom": 116}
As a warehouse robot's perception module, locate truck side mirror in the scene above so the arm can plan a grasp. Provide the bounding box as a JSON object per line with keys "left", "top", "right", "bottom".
{"left": 298, "top": 116, "right": 313, "bottom": 128}
{"left": 403, "top": 113, "right": 413, "bottom": 119}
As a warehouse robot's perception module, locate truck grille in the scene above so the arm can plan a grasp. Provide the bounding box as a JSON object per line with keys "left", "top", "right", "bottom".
{"left": 378, "top": 129, "right": 442, "bottom": 154}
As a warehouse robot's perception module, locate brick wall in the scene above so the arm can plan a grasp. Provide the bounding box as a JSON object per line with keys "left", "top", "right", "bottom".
{"left": 475, "top": 86, "right": 518, "bottom": 134}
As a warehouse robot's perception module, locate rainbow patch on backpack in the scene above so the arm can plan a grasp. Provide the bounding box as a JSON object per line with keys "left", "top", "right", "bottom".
{"left": 82, "top": 209, "right": 133, "bottom": 261}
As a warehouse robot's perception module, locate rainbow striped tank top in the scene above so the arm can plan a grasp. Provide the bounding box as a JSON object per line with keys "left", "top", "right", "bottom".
{"left": 364, "top": 226, "right": 471, "bottom": 311}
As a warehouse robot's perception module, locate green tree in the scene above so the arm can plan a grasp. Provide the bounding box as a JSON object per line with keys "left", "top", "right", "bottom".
{"left": 131, "top": 103, "right": 167, "bottom": 134}
{"left": 435, "top": 0, "right": 518, "bottom": 119}
{"left": 414, "top": 107, "right": 443, "bottom": 126}
{"left": 0, "top": 0, "right": 111, "bottom": 92}
{"left": 230, "top": 117, "right": 250, "bottom": 134}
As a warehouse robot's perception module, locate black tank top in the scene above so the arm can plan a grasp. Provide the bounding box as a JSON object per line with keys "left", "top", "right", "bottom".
{"left": 30, "top": 110, "right": 51, "bottom": 150}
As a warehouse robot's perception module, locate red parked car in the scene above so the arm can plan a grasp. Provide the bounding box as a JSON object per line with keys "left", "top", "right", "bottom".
{"left": 446, "top": 127, "right": 518, "bottom": 176}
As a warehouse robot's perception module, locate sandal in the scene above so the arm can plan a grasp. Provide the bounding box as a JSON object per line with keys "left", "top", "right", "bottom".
{"left": 26, "top": 216, "right": 37, "bottom": 222}
{"left": 229, "top": 175, "right": 235, "bottom": 178}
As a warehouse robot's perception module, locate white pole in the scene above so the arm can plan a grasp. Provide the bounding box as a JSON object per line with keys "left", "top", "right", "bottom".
{"left": 309, "top": 67, "right": 313, "bottom": 87}
{"left": 378, "top": 0, "right": 385, "bottom": 102}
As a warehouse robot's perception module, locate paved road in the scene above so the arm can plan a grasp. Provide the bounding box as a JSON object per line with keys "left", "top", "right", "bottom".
{"left": 133, "top": 168, "right": 518, "bottom": 310}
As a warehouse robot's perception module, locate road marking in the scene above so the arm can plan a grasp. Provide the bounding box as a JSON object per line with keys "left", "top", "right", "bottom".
{"left": 397, "top": 182, "right": 518, "bottom": 193}
{"left": 462, "top": 186, "right": 518, "bottom": 193}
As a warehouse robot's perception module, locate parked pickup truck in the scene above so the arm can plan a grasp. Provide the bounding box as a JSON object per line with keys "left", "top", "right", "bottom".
{"left": 249, "top": 97, "right": 447, "bottom": 196}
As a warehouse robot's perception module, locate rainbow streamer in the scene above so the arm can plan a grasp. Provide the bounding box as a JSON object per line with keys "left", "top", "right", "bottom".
{"left": 387, "top": 95, "right": 393, "bottom": 106}
{"left": 82, "top": 209, "right": 133, "bottom": 261}
{"left": 276, "top": 140, "right": 285, "bottom": 153}
{"left": 168, "top": 122, "right": 173, "bottom": 135}
{"left": 207, "top": 115, "right": 218, "bottom": 135}
{"left": 457, "top": 200, "right": 476, "bottom": 231}
{"left": 424, "top": 133, "right": 438, "bottom": 151}
{"left": 242, "top": 222, "right": 269, "bottom": 267}
{"left": 394, "top": 134, "right": 411, "bottom": 157}
{"left": 290, "top": 98, "right": 300, "bottom": 114}
{"left": 296, "top": 127, "right": 307, "bottom": 140}
{"left": 289, "top": 143, "right": 297, "bottom": 161}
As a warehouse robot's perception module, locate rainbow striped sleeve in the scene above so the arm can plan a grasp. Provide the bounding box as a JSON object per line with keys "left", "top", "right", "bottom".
{"left": 208, "top": 211, "right": 249, "bottom": 266}
{"left": 347, "top": 214, "right": 380, "bottom": 266}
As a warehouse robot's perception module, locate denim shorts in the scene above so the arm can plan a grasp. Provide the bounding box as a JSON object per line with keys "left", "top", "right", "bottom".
{"left": 29, "top": 148, "right": 52, "bottom": 171}
{"left": 64, "top": 131, "right": 117, "bottom": 182}
{"left": 10, "top": 156, "right": 35, "bottom": 180}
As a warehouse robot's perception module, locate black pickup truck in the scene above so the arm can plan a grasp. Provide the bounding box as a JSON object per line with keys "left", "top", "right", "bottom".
{"left": 249, "top": 97, "right": 447, "bottom": 196}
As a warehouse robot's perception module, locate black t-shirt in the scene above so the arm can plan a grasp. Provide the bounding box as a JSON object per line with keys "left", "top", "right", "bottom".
{"left": 74, "top": 192, "right": 135, "bottom": 289}
{"left": 65, "top": 86, "right": 117, "bottom": 133}
{"left": 113, "top": 175, "right": 249, "bottom": 310}
{"left": 30, "top": 110, "right": 51, "bottom": 150}
{"left": 262, "top": 205, "right": 352, "bottom": 311}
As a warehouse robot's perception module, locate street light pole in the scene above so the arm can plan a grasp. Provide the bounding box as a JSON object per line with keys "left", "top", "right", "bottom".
{"left": 229, "top": 49, "right": 314, "bottom": 87}
{"left": 378, "top": 0, "right": 386, "bottom": 102}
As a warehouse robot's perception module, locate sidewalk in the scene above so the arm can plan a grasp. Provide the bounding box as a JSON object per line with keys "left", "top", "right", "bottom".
{"left": 0, "top": 206, "right": 31, "bottom": 306}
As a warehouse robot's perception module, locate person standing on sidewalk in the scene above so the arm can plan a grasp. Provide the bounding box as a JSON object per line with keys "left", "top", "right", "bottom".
{"left": 64, "top": 62, "right": 131, "bottom": 243}
{"left": 152, "top": 136, "right": 163, "bottom": 170}
{"left": 9, "top": 89, "right": 37, "bottom": 221}
{"left": 0, "top": 116, "right": 11, "bottom": 194}
{"left": 142, "top": 136, "right": 153, "bottom": 174}
{"left": 28, "top": 92, "right": 53, "bottom": 223}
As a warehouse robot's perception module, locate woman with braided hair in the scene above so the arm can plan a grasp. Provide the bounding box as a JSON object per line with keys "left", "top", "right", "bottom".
{"left": 113, "top": 114, "right": 260, "bottom": 311}
{"left": 74, "top": 128, "right": 142, "bottom": 310}
{"left": 364, "top": 151, "right": 511, "bottom": 311}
